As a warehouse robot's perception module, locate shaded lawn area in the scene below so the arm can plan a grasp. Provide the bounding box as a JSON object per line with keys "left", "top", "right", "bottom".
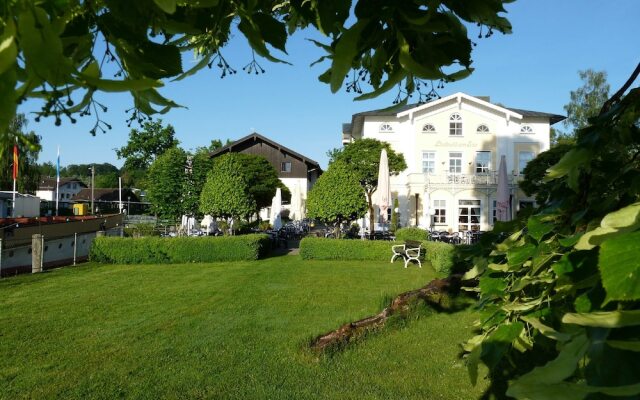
{"left": 0, "top": 257, "right": 484, "bottom": 399}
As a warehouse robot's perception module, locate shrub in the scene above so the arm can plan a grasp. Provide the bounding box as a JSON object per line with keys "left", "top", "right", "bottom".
{"left": 90, "top": 234, "right": 271, "bottom": 264}
{"left": 395, "top": 227, "right": 429, "bottom": 241}
{"left": 300, "top": 237, "right": 390, "bottom": 261}
{"left": 422, "top": 241, "right": 456, "bottom": 275}
{"left": 299, "top": 237, "right": 456, "bottom": 275}
{"left": 124, "top": 222, "right": 159, "bottom": 237}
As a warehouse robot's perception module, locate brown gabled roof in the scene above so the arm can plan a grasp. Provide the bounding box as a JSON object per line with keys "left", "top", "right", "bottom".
{"left": 38, "top": 177, "right": 87, "bottom": 190}
{"left": 209, "top": 132, "right": 321, "bottom": 169}
{"left": 71, "top": 188, "right": 139, "bottom": 202}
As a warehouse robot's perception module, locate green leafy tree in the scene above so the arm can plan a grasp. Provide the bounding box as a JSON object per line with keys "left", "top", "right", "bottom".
{"left": 0, "top": 114, "right": 41, "bottom": 193}
{"left": 200, "top": 154, "right": 256, "bottom": 223}
{"left": 519, "top": 143, "right": 573, "bottom": 205}
{"left": 0, "top": 1, "right": 512, "bottom": 153}
{"left": 181, "top": 147, "right": 215, "bottom": 216}
{"left": 116, "top": 120, "right": 179, "bottom": 170}
{"left": 146, "top": 147, "right": 188, "bottom": 220}
{"left": 463, "top": 64, "right": 640, "bottom": 399}
{"left": 562, "top": 69, "right": 610, "bottom": 133}
{"left": 306, "top": 161, "right": 367, "bottom": 236}
{"left": 330, "top": 138, "right": 407, "bottom": 234}
{"left": 38, "top": 161, "right": 56, "bottom": 178}
{"left": 234, "top": 153, "right": 288, "bottom": 218}
{"left": 94, "top": 172, "right": 119, "bottom": 188}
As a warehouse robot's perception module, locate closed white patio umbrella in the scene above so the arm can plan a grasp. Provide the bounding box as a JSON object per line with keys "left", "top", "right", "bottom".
{"left": 200, "top": 215, "right": 215, "bottom": 235}
{"left": 289, "top": 183, "right": 302, "bottom": 221}
{"left": 376, "top": 149, "right": 391, "bottom": 230}
{"left": 496, "top": 155, "right": 511, "bottom": 222}
{"left": 270, "top": 187, "right": 282, "bottom": 230}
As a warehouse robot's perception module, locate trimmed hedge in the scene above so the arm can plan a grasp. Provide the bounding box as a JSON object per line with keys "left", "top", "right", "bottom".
{"left": 394, "top": 227, "right": 429, "bottom": 241}
{"left": 300, "top": 237, "right": 390, "bottom": 261}
{"left": 299, "top": 237, "right": 457, "bottom": 275}
{"left": 90, "top": 234, "right": 271, "bottom": 264}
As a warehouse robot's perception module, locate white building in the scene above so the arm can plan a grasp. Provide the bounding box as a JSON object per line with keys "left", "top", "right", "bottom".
{"left": 342, "top": 92, "right": 565, "bottom": 232}
{"left": 36, "top": 177, "right": 87, "bottom": 211}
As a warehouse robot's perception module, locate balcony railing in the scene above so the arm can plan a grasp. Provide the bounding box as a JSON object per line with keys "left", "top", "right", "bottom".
{"left": 407, "top": 172, "right": 517, "bottom": 186}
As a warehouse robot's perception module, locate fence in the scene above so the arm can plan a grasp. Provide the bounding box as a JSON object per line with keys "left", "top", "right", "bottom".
{"left": 0, "top": 227, "right": 122, "bottom": 277}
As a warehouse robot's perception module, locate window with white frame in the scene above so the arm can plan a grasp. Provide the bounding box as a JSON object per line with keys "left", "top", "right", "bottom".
{"left": 422, "top": 123, "right": 436, "bottom": 133}
{"left": 475, "top": 151, "right": 491, "bottom": 174}
{"left": 449, "top": 152, "right": 462, "bottom": 173}
{"left": 477, "top": 124, "right": 490, "bottom": 134}
{"left": 458, "top": 199, "right": 481, "bottom": 231}
{"left": 449, "top": 113, "right": 462, "bottom": 136}
{"left": 422, "top": 151, "right": 436, "bottom": 174}
{"left": 379, "top": 123, "right": 393, "bottom": 133}
{"left": 281, "top": 161, "right": 292, "bottom": 172}
{"left": 433, "top": 200, "right": 446, "bottom": 224}
{"left": 520, "top": 125, "right": 534, "bottom": 134}
{"left": 492, "top": 200, "right": 497, "bottom": 224}
{"left": 518, "top": 151, "right": 535, "bottom": 174}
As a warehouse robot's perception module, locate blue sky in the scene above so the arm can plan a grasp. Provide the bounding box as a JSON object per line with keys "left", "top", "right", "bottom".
{"left": 21, "top": 0, "right": 640, "bottom": 171}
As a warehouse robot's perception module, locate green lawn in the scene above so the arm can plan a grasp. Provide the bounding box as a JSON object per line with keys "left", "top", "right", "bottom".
{"left": 0, "top": 256, "right": 484, "bottom": 399}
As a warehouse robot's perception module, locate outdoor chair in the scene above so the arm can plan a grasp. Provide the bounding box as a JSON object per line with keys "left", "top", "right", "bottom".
{"left": 390, "top": 240, "right": 424, "bottom": 268}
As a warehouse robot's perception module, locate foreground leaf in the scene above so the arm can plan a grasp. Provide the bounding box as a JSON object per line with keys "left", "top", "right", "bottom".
{"left": 599, "top": 230, "right": 640, "bottom": 302}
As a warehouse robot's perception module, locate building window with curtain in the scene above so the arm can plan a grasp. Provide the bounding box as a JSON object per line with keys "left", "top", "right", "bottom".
{"left": 449, "top": 152, "right": 462, "bottom": 173}
{"left": 281, "top": 161, "right": 292, "bottom": 172}
{"left": 518, "top": 151, "right": 535, "bottom": 174}
{"left": 433, "top": 200, "right": 446, "bottom": 223}
{"left": 449, "top": 113, "right": 462, "bottom": 136}
{"left": 422, "top": 151, "right": 435, "bottom": 173}
{"left": 475, "top": 151, "right": 491, "bottom": 174}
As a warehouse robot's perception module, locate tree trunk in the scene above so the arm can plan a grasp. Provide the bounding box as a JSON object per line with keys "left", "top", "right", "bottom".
{"left": 309, "top": 275, "right": 467, "bottom": 353}
{"left": 366, "top": 190, "right": 374, "bottom": 238}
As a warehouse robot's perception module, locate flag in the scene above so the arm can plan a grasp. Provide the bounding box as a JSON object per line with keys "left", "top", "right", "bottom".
{"left": 12, "top": 144, "right": 18, "bottom": 180}
{"left": 56, "top": 146, "right": 60, "bottom": 183}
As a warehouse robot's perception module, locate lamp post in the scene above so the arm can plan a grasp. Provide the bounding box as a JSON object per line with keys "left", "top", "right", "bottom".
{"left": 127, "top": 196, "right": 131, "bottom": 214}
{"left": 89, "top": 165, "right": 95, "bottom": 215}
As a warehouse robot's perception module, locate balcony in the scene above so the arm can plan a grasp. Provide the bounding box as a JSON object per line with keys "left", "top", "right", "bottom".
{"left": 407, "top": 172, "right": 517, "bottom": 188}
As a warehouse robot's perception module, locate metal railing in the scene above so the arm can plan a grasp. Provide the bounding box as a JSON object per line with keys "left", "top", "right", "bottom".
{"left": 407, "top": 172, "right": 517, "bottom": 186}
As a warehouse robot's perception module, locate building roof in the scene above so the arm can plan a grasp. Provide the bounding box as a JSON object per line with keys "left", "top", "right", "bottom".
{"left": 209, "top": 132, "right": 321, "bottom": 169}
{"left": 71, "top": 188, "right": 139, "bottom": 202}
{"left": 37, "top": 177, "right": 87, "bottom": 191}
{"left": 344, "top": 92, "right": 566, "bottom": 136}
{"left": 504, "top": 107, "right": 566, "bottom": 124}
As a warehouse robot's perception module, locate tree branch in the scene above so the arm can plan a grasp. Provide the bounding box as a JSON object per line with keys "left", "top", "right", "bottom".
{"left": 600, "top": 62, "right": 640, "bottom": 114}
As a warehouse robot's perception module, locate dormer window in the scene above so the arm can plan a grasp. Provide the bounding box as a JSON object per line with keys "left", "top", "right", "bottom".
{"left": 520, "top": 125, "right": 534, "bottom": 134}
{"left": 422, "top": 123, "right": 436, "bottom": 133}
{"left": 476, "top": 124, "right": 490, "bottom": 134}
{"left": 449, "top": 113, "right": 462, "bottom": 136}
{"left": 379, "top": 123, "right": 393, "bottom": 133}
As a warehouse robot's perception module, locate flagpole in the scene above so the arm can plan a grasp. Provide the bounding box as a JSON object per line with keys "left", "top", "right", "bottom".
{"left": 56, "top": 146, "right": 60, "bottom": 216}
{"left": 12, "top": 142, "right": 18, "bottom": 218}
{"left": 12, "top": 179, "right": 16, "bottom": 218}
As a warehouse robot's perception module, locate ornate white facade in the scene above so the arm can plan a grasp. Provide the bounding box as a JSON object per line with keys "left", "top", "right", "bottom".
{"left": 342, "top": 93, "right": 564, "bottom": 232}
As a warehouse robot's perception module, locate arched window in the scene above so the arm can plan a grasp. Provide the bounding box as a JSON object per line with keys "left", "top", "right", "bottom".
{"left": 449, "top": 113, "right": 462, "bottom": 136}
{"left": 520, "top": 125, "right": 534, "bottom": 134}
{"left": 422, "top": 123, "right": 436, "bottom": 133}
{"left": 379, "top": 123, "right": 393, "bottom": 133}
{"left": 476, "top": 124, "right": 490, "bottom": 134}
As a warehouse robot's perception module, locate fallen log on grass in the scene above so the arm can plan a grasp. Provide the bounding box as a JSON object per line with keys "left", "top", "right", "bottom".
{"left": 309, "top": 275, "right": 470, "bottom": 353}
